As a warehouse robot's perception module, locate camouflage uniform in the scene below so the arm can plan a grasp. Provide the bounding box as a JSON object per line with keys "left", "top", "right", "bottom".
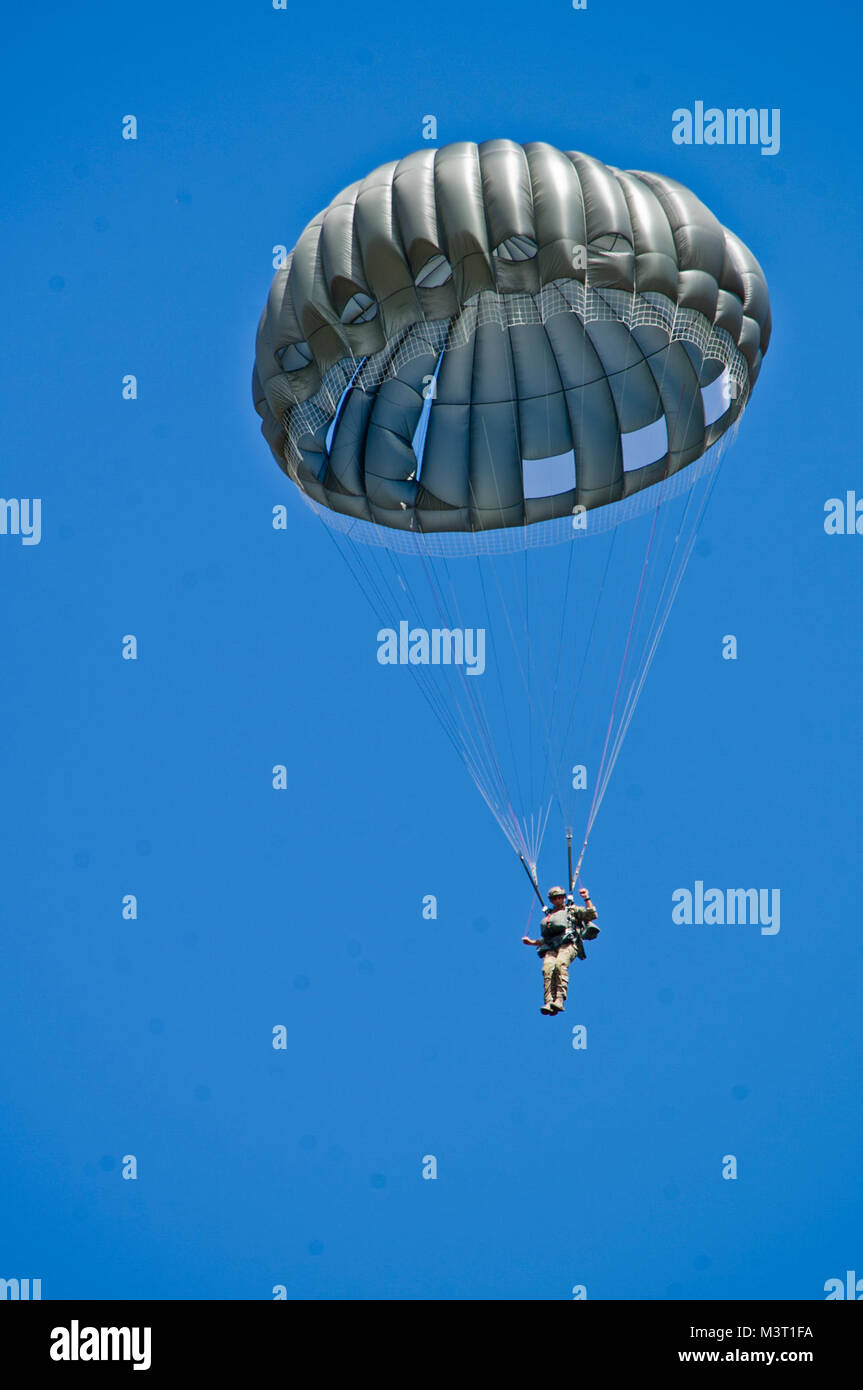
{"left": 538, "top": 904, "right": 597, "bottom": 1011}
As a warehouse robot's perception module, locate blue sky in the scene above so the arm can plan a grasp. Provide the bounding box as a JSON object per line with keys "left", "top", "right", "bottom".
{"left": 2, "top": 0, "right": 861, "bottom": 1300}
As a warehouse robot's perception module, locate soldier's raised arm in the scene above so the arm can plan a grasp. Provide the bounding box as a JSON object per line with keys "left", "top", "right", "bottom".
{"left": 578, "top": 886, "right": 598, "bottom": 921}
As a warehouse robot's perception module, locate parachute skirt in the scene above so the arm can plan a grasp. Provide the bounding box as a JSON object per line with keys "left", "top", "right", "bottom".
{"left": 282, "top": 284, "right": 750, "bottom": 550}
{"left": 303, "top": 428, "right": 732, "bottom": 556}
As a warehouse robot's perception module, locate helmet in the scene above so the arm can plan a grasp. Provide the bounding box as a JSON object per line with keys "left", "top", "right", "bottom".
{"left": 547, "top": 886, "right": 566, "bottom": 898}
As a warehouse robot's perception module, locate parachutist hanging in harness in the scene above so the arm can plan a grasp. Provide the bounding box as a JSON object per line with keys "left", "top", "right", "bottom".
{"left": 522, "top": 884, "right": 599, "bottom": 1015}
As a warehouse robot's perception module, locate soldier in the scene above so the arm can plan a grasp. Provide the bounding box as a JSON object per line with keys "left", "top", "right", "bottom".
{"left": 522, "top": 886, "right": 599, "bottom": 1015}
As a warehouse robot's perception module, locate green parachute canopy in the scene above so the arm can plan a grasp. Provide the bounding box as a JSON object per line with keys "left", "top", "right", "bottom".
{"left": 253, "top": 140, "right": 770, "bottom": 540}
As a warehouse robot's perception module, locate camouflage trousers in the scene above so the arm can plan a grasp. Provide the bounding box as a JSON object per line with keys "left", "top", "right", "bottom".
{"left": 541, "top": 944, "right": 578, "bottom": 1009}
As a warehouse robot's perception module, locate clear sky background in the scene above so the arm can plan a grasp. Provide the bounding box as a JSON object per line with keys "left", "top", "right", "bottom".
{"left": 2, "top": 0, "right": 861, "bottom": 1301}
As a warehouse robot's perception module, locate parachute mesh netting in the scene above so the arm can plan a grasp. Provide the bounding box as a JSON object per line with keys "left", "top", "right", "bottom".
{"left": 284, "top": 283, "right": 748, "bottom": 555}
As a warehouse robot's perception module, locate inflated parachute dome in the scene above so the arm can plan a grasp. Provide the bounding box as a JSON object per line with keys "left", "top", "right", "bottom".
{"left": 252, "top": 139, "right": 770, "bottom": 552}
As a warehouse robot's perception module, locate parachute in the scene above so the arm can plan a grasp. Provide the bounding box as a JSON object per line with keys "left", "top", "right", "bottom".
{"left": 252, "top": 140, "right": 771, "bottom": 880}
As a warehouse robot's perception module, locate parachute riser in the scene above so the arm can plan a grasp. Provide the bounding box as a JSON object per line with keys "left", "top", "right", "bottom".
{"left": 572, "top": 839, "right": 588, "bottom": 892}
{"left": 519, "top": 854, "right": 546, "bottom": 910}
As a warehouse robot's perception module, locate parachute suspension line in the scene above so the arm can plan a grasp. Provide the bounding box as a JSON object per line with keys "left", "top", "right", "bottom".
{"left": 377, "top": 542, "right": 495, "bottom": 785}
{"left": 596, "top": 483, "right": 704, "bottom": 799}
{"left": 587, "top": 498, "right": 661, "bottom": 823}
{"left": 413, "top": 531, "right": 531, "bottom": 861}
{"left": 550, "top": 284, "right": 649, "bottom": 844}
{"left": 488, "top": 502, "right": 566, "bottom": 845}
{"left": 506, "top": 344, "right": 542, "bottom": 848}
{"left": 320, "top": 453, "right": 533, "bottom": 864}
{"left": 525, "top": 344, "right": 572, "bottom": 822}
{"left": 592, "top": 452, "right": 725, "bottom": 816}
{"left": 472, "top": 415, "right": 544, "bottom": 849}
{"left": 403, "top": 380, "right": 530, "bottom": 856}
{"left": 518, "top": 548, "right": 558, "bottom": 862}
{"left": 524, "top": 893, "right": 538, "bottom": 938}
{"left": 569, "top": 353, "right": 706, "bottom": 879}
{"left": 586, "top": 376, "right": 729, "bottom": 820}
{"left": 532, "top": 798, "right": 554, "bottom": 867}
{"left": 541, "top": 531, "right": 577, "bottom": 819}
{"left": 315, "top": 518, "right": 500, "bottom": 829}
{"left": 478, "top": 410, "right": 550, "bottom": 825}
{"left": 435, "top": 545, "right": 523, "bottom": 832}
{"left": 525, "top": 545, "right": 534, "bottom": 834}
{"left": 374, "top": 549, "right": 496, "bottom": 799}
{"left": 547, "top": 472, "right": 655, "bottom": 845}
{"left": 474, "top": 554, "right": 530, "bottom": 839}
{"left": 477, "top": 326, "right": 658, "bottom": 862}
{"left": 558, "top": 294, "right": 644, "bottom": 831}
{"left": 556, "top": 525, "right": 618, "bottom": 761}
{"left": 574, "top": 499, "right": 662, "bottom": 880}
{"left": 321, "top": 528, "right": 466, "bottom": 766}
{"left": 581, "top": 439, "right": 727, "bottom": 856}
{"left": 482, "top": 548, "right": 558, "bottom": 862}
{"left": 554, "top": 529, "right": 618, "bottom": 832}
{"left": 414, "top": 545, "right": 507, "bottom": 809}
{"left": 457, "top": 415, "right": 559, "bottom": 862}
{"left": 361, "top": 530, "right": 507, "bottom": 812}
{"left": 402, "top": 563, "right": 522, "bottom": 848}
{"left": 553, "top": 522, "right": 630, "bottom": 858}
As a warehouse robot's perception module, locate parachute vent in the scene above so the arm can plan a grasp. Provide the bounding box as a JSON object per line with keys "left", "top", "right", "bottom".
{"left": 621, "top": 418, "right": 669, "bottom": 473}
{"left": 522, "top": 451, "right": 576, "bottom": 500}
